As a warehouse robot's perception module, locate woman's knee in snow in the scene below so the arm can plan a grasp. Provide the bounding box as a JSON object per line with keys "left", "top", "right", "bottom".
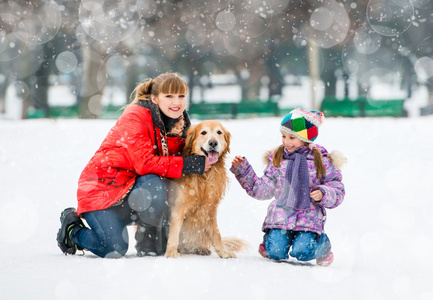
{"left": 99, "top": 240, "right": 129, "bottom": 258}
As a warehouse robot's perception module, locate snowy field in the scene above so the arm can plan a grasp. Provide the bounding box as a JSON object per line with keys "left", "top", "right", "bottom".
{"left": 1, "top": 115, "right": 433, "bottom": 300}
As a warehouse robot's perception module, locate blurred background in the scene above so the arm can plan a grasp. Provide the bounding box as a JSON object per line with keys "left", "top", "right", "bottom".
{"left": 1, "top": 0, "right": 433, "bottom": 120}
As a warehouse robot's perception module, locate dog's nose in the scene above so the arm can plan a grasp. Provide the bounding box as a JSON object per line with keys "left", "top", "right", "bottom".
{"left": 208, "top": 140, "right": 218, "bottom": 149}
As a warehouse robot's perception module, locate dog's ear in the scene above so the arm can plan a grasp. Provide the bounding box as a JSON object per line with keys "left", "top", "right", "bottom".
{"left": 182, "top": 125, "right": 196, "bottom": 156}
{"left": 223, "top": 126, "right": 231, "bottom": 154}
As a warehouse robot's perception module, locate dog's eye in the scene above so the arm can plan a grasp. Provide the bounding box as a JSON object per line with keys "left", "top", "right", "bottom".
{"left": 217, "top": 130, "right": 222, "bottom": 135}
{"left": 200, "top": 131, "right": 207, "bottom": 135}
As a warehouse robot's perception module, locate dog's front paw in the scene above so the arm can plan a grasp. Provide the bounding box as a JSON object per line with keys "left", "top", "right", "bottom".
{"left": 165, "top": 247, "right": 180, "bottom": 258}
{"left": 218, "top": 250, "right": 236, "bottom": 259}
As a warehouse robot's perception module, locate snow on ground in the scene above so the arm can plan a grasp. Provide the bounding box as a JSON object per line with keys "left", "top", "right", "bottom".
{"left": 1, "top": 115, "right": 433, "bottom": 300}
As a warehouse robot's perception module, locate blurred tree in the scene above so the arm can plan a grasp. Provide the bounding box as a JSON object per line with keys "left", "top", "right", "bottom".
{"left": 3, "top": 0, "right": 433, "bottom": 119}
{"left": 402, "top": 0, "right": 433, "bottom": 106}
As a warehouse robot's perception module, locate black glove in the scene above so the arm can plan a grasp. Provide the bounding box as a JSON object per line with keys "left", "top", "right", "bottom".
{"left": 182, "top": 155, "right": 206, "bottom": 174}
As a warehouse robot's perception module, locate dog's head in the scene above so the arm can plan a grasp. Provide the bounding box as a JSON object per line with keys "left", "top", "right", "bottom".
{"left": 183, "top": 120, "right": 231, "bottom": 164}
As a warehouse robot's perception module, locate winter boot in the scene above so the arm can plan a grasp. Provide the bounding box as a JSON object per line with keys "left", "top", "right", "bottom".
{"left": 316, "top": 250, "right": 334, "bottom": 266}
{"left": 154, "top": 206, "right": 169, "bottom": 256}
{"left": 258, "top": 242, "right": 269, "bottom": 259}
{"left": 57, "top": 207, "right": 85, "bottom": 255}
{"left": 135, "top": 224, "right": 158, "bottom": 257}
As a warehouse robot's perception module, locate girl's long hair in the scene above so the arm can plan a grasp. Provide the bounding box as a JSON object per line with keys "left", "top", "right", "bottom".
{"left": 126, "top": 72, "right": 188, "bottom": 107}
{"left": 272, "top": 144, "right": 326, "bottom": 179}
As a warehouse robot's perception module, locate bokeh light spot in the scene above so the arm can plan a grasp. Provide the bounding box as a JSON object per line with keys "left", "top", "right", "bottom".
{"left": 55, "top": 51, "right": 78, "bottom": 74}
{"left": 367, "top": 0, "right": 414, "bottom": 37}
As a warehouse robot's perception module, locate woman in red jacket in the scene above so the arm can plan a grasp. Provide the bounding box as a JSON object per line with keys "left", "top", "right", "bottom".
{"left": 57, "top": 72, "right": 211, "bottom": 258}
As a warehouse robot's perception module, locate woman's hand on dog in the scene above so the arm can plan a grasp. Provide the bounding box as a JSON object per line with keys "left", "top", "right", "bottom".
{"left": 231, "top": 156, "right": 244, "bottom": 167}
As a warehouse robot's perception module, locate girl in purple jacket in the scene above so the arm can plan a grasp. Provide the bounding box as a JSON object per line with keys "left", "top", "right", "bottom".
{"left": 230, "top": 108, "right": 345, "bottom": 266}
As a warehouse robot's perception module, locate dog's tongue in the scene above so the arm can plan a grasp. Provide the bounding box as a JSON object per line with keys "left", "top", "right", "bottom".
{"left": 208, "top": 151, "right": 219, "bottom": 164}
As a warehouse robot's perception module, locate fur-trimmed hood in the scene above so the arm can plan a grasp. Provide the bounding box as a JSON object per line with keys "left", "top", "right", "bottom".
{"left": 262, "top": 146, "right": 346, "bottom": 170}
{"left": 136, "top": 100, "right": 191, "bottom": 138}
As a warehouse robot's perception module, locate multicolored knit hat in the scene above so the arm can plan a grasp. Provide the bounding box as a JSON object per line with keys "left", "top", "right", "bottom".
{"left": 280, "top": 108, "right": 325, "bottom": 143}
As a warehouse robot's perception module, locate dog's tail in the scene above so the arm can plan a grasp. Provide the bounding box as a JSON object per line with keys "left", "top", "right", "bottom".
{"left": 222, "top": 237, "right": 250, "bottom": 252}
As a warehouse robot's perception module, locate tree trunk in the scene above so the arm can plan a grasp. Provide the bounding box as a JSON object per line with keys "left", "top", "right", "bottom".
{"left": 0, "top": 76, "right": 7, "bottom": 114}
{"left": 79, "top": 45, "right": 106, "bottom": 119}
{"left": 428, "top": 87, "right": 433, "bottom": 105}
{"left": 308, "top": 40, "right": 320, "bottom": 110}
{"left": 31, "top": 62, "right": 50, "bottom": 117}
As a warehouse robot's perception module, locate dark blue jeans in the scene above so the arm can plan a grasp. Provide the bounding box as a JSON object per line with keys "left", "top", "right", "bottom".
{"left": 73, "top": 174, "right": 168, "bottom": 258}
{"left": 264, "top": 229, "right": 331, "bottom": 261}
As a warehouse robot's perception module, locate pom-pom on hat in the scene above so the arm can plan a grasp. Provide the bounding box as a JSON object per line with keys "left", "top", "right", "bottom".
{"left": 280, "top": 108, "right": 324, "bottom": 143}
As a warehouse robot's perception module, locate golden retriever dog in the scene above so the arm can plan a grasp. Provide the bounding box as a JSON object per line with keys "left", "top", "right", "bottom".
{"left": 165, "top": 120, "right": 248, "bottom": 258}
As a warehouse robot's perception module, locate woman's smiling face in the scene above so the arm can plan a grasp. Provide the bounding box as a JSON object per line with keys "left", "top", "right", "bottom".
{"left": 152, "top": 92, "right": 187, "bottom": 119}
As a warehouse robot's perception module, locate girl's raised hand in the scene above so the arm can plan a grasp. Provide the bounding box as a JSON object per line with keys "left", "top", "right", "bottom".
{"left": 231, "top": 156, "right": 244, "bottom": 167}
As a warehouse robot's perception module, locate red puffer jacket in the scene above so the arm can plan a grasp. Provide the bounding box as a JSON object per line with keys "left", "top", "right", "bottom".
{"left": 77, "top": 102, "right": 187, "bottom": 215}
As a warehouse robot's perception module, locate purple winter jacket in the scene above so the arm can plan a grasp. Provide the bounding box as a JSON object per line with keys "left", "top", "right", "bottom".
{"left": 230, "top": 145, "right": 345, "bottom": 234}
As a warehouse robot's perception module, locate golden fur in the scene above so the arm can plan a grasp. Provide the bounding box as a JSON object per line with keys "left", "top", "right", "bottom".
{"left": 165, "top": 120, "right": 248, "bottom": 258}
